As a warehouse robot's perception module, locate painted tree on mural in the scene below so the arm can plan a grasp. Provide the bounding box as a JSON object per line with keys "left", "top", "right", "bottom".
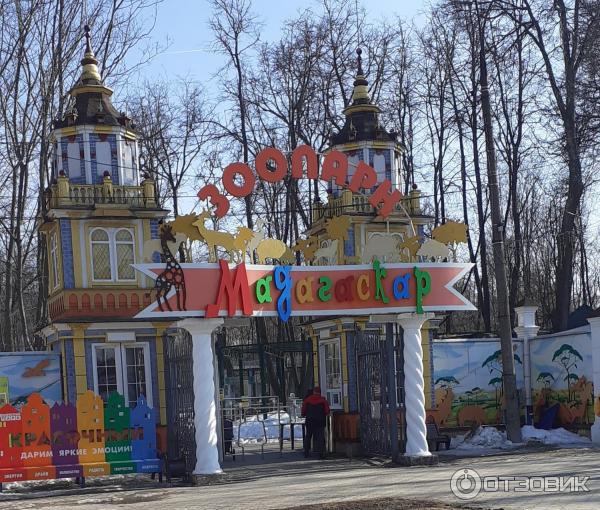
{"left": 483, "top": 350, "right": 522, "bottom": 416}
{"left": 482, "top": 349, "right": 522, "bottom": 375}
{"left": 434, "top": 376, "right": 460, "bottom": 389}
{"left": 470, "top": 387, "right": 483, "bottom": 405}
{"left": 536, "top": 372, "right": 555, "bottom": 389}
{"left": 488, "top": 377, "right": 503, "bottom": 411}
{"left": 552, "top": 344, "right": 583, "bottom": 401}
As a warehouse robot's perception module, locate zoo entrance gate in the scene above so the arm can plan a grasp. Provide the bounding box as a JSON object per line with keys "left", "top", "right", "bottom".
{"left": 163, "top": 325, "right": 407, "bottom": 472}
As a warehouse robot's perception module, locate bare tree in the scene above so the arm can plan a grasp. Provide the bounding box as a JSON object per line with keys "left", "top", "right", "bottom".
{"left": 210, "top": 0, "right": 261, "bottom": 230}
{"left": 500, "top": 0, "right": 600, "bottom": 330}
{"left": 129, "top": 79, "right": 213, "bottom": 217}
{"left": 0, "top": 0, "right": 161, "bottom": 350}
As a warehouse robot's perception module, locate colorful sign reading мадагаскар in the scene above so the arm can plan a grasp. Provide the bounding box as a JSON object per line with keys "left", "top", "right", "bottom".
{"left": 134, "top": 261, "right": 475, "bottom": 320}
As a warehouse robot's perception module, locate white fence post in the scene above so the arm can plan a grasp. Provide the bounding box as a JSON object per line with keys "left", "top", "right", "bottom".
{"left": 514, "top": 304, "right": 539, "bottom": 426}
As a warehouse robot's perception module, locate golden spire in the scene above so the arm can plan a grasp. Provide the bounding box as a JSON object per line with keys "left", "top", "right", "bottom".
{"left": 70, "top": 24, "right": 112, "bottom": 98}
{"left": 351, "top": 48, "right": 370, "bottom": 102}
{"left": 80, "top": 25, "right": 102, "bottom": 84}
{"left": 343, "top": 47, "right": 379, "bottom": 116}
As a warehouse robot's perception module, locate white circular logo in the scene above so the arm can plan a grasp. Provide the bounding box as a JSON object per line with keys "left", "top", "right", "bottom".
{"left": 450, "top": 468, "right": 482, "bottom": 500}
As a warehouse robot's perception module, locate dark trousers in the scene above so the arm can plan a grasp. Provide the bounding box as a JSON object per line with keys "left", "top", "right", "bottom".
{"left": 304, "top": 423, "right": 325, "bottom": 457}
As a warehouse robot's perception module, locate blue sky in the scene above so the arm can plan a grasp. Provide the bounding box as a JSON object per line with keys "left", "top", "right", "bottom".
{"left": 134, "top": 0, "right": 427, "bottom": 82}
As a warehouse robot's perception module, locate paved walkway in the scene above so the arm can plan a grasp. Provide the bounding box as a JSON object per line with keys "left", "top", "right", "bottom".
{"left": 2, "top": 446, "right": 599, "bottom": 509}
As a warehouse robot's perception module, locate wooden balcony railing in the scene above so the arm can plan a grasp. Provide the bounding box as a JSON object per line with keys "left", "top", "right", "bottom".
{"left": 44, "top": 174, "right": 158, "bottom": 211}
{"left": 312, "top": 189, "right": 422, "bottom": 221}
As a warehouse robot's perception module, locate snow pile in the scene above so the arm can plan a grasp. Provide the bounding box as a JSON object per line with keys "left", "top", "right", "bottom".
{"left": 450, "top": 425, "right": 591, "bottom": 451}
{"left": 521, "top": 425, "right": 591, "bottom": 445}
{"left": 452, "top": 426, "right": 513, "bottom": 450}
{"left": 232, "top": 411, "right": 304, "bottom": 444}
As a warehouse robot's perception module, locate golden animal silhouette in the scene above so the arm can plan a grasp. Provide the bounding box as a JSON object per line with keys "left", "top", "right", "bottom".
{"left": 142, "top": 232, "right": 187, "bottom": 262}
{"left": 325, "top": 215, "right": 351, "bottom": 241}
{"left": 247, "top": 219, "right": 267, "bottom": 261}
{"left": 193, "top": 211, "right": 236, "bottom": 262}
{"left": 417, "top": 239, "right": 450, "bottom": 261}
{"left": 233, "top": 226, "right": 255, "bottom": 262}
{"left": 288, "top": 236, "right": 320, "bottom": 263}
{"left": 170, "top": 214, "right": 205, "bottom": 242}
{"left": 432, "top": 220, "right": 468, "bottom": 245}
{"left": 397, "top": 235, "right": 421, "bottom": 261}
{"left": 360, "top": 233, "right": 402, "bottom": 263}
{"left": 323, "top": 216, "right": 351, "bottom": 264}
{"left": 256, "top": 238, "right": 294, "bottom": 264}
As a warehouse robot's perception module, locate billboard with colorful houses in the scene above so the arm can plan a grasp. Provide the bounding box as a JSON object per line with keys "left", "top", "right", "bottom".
{"left": 0, "top": 391, "right": 161, "bottom": 483}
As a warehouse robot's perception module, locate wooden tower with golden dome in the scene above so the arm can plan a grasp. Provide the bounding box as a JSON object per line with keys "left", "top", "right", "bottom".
{"left": 37, "top": 26, "right": 169, "bottom": 427}
{"left": 305, "top": 49, "right": 435, "bottom": 430}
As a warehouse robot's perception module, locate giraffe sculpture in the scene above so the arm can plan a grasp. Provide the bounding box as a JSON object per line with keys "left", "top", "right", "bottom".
{"left": 154, "top": 224, "right": 186, "bottom": 312}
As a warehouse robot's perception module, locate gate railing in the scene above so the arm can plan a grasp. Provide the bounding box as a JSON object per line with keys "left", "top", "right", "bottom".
{"left": 355, "top": 324, "right": 406, "bottom": 459}
{"left": 221, "top": 396, "right": 283, "bottom": 459}
{"left": 163, "top": 332, "right": 196, "bottom": 475}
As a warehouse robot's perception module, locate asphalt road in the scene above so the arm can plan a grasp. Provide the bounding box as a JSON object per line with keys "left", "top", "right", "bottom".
{"left": 1, "top": 446, "right": 599, "bottom": 509}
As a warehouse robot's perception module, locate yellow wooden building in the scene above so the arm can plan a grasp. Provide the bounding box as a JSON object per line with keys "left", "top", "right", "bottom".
{"left": 37, "top": 28, "right": 170, "bottom": 427}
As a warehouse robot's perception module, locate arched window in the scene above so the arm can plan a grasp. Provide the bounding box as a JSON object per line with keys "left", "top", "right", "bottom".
{"left": 90, "top": 227, "right": 136, "bottom": 282}
{"left": 115, "top": 229, "right": 135, "bottom": 280}
{"left": 91, "top": 228, "right": 111, "bottom": 280}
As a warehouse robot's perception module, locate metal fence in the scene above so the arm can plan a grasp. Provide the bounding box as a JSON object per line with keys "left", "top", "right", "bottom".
{"left": 163, "top": 331, "right": 196, "bottom": 474}
{"left": 355, "top": 324, "right": 406, "bottom": 459}
{"left": 220, "top": 396, "right": 310, "bottom": 460}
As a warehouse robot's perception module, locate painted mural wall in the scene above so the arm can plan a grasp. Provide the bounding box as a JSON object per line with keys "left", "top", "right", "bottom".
{"left": 431, "top": 326, "right": 595, "bottom": 428}
{"left": 0, "top": 352, "right": 62, "bottom": 407}
{"left": 430, "top": 339, "right": 524, "bottom": 427}
{"left": 530, "top": 327, "right": 593, "bottom": 427}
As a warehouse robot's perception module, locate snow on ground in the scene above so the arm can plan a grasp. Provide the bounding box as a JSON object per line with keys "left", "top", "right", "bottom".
{"left": 521, "top": 425, "right": 591, "bottom": 445}
{"left": 232, "top": 411, "right": 304, "bottom": 444}
{"left": 451, "top": 426, "right": 514, "bottom": 450}
{"left": 451, "top": 425, "right": 591, "bottom": 451}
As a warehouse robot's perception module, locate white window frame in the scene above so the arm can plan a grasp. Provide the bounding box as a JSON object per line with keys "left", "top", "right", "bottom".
{"left": 50, "top": 231, "right": 60, "bottom": 290}
{"left": 120, "top": 140, "right": 138, "bottom": 186}
{"left": 91, "top": 343, "right": 123, "bottom": 401}
{"left": 319, "top": 338, "right": 343, "bottom": 410}
{"left": 91, "top": 341, "right": 153, "bottom": 408}
{"left": 90, "top": 227, "right": 136, "bottom": 283}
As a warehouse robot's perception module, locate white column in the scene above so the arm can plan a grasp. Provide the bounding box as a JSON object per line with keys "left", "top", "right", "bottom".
{"left": 587, "top": 316, "right": 600, "bottom": 444}
{"left": 177, "top": 318, "right": 224, "bottom": 475}
{"left": 397, "top": 312, "right": 434, "bottom": 457}
{"left": 514, "top": 305, "right": 539, "bottom": 426}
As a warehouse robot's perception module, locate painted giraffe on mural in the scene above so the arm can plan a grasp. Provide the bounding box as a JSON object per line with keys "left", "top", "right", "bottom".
{"left": 154, "top": 223, "right": 186, "bottom": 311}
